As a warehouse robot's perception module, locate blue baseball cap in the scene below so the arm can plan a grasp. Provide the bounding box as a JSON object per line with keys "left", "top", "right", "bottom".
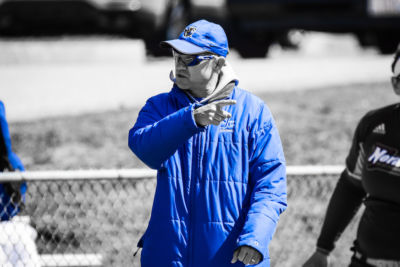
{"left": 160, "top": 19, "right": 229, "bottom": 57}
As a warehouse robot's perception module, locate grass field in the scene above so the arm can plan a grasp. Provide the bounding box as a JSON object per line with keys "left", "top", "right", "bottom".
{"left": 9, "top": 81, "right": 398, "bottom": 266}
{"left": 9, "top": 81, "right": 395, "bottom": 169}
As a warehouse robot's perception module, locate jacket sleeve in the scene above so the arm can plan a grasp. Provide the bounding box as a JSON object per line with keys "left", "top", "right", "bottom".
{"left": 0, "top": 100, "right": 26, "bottom": 221}
{"left": 316, "top": 115, "right": 367, "bottom": 253}
{"left": 128, "top": 97, "right": 204, "bottom": 169}
{"left": 237, "top": 104, "right": 287, "bottom": 261}
{"left": 0, "top": 101, "right": 25, "bottom": 171}
{"left": 316, "top": 170, "right": 365, "bottom": 253}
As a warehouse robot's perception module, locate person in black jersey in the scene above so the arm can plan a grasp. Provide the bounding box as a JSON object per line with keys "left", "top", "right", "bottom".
{"left": 303, "top": 50, "right": 400, "bottom": 267}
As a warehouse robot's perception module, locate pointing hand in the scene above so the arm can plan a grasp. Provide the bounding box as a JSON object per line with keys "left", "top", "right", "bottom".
{"left": 193, "top": 99, "right": 236, "bottom": 127}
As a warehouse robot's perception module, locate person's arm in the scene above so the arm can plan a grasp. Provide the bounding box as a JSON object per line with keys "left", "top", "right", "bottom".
{"left": 316, "top": 170, "right": 366, "bottom": 252}
{"left": 303, "top": 115, "right": 368, "bottom": 267}
{"left": 236, "top": 104, "right": 287, "bottom": 263}
{"left": 302, "top": 170, "right": 365, "bottom": 267}
{"left": 129, "top": 97, "right": 204, "bottom": 169}
{"left": 317, "top": 113, "right": 368, "bottom": 254}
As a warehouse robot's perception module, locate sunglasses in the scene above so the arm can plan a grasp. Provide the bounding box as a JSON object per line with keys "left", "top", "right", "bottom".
{"left": 391, "top": 75, "right": 400, "bottom": 90}
{"left": 172, "top": 50, "right": 215, "bottom": 67}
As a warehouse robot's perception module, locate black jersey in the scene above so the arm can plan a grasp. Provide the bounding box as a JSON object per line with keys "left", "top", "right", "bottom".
{"left": 317, "top": 103, "right": 400, "bottom": 260}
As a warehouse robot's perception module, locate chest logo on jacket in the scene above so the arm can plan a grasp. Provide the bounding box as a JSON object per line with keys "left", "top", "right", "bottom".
{"left": 219, "top": 119, "right": 235, "bottom": 132}
{"left": 367, "top": 143, "right": 400, "bottom": 175}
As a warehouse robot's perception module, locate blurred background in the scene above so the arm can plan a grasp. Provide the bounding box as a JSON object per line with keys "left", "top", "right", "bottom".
{"left": 1, "top": 0, "right": 400, "bottom": 266}
{"left": 1, "top": 0, "right": 399, "bottom": 57}
{"left": 1, "top": 0, "right": 400, "bottom": 122}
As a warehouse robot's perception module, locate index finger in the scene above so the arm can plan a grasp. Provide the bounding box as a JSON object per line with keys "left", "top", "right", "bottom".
{"left": 231, "top": 249, "right": 239, "bottom": 263}
{"left": 214, "top": 99, "right": 237, "bottom": 108}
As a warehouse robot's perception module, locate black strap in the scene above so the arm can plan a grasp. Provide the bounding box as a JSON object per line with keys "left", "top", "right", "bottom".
{"left": 133, "top": 247, "right": 141, "bottom": 257}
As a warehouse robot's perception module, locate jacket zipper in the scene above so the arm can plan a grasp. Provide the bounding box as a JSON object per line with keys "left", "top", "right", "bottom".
{"left": 187, "top": 96, "right": 206, "bottom": 267}
{"left": 188, "top": 132, "right": 197, "bottom": 266}
{"left": 189, "top": 127, "right": 207, "bottom": 267}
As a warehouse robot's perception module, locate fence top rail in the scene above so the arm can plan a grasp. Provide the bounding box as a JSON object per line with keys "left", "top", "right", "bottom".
{"left": 287, "top": 165, "right": 344, "bottom": 175}
{"left": 0, "top": 165, "right": 344, "bottom": 182}
{"left": 0, "top": 169, "right": 157, "bottom": 182}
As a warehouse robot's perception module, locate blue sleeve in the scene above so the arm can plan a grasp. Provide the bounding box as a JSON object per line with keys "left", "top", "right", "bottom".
{"left": 0, "top": 101, "right": 13, "bottom": 156}
{"left": 0, "top": 100, "right": 26, "bottom": 221}
{"left": 128, "top": 97, "right": 204, "bottom": 169}
{"left": 237, "top": 104, "right": 287, "bottom": 261}
{"left": 0, "top": 101, "right": 24, "bottom": 171}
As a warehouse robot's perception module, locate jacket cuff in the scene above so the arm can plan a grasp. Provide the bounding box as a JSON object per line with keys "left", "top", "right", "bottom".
{"left": 185, "top": 103, "right": 206, "bottom": 131}
{"left": 316, "top": 234, "right": 336, "bottom": 254}
{"left": 236, "top": 214, "right": 276, "bottom": 261}
{"left": 316, "top": 247, "right": 331, "bottom": 256}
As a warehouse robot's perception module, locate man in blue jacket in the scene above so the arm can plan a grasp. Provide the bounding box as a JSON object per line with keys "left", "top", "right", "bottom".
{"left": 129, "top": 20, "right": 287, "bottom": 267}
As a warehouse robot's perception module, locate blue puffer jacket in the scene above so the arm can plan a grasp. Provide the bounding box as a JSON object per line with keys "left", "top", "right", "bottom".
{"left": 129, "top": 84, "right": 287, "bottom": 267}
{"left": 0, "top": 100, "right": 27, "bottom": 221}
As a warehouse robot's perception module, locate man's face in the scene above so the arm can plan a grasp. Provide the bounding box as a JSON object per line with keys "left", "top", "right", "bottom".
{"left": 173, "top": 51, "right": 220, "bottom": 98}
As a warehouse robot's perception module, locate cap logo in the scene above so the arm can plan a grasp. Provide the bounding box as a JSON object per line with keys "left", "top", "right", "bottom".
{"left": 183, "top": 26, "right": 196, "bottom": 38}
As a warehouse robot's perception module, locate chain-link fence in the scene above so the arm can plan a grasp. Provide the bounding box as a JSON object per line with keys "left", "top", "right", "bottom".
{"left": 0, "top": 166, "right": 363, "bottom": 267}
